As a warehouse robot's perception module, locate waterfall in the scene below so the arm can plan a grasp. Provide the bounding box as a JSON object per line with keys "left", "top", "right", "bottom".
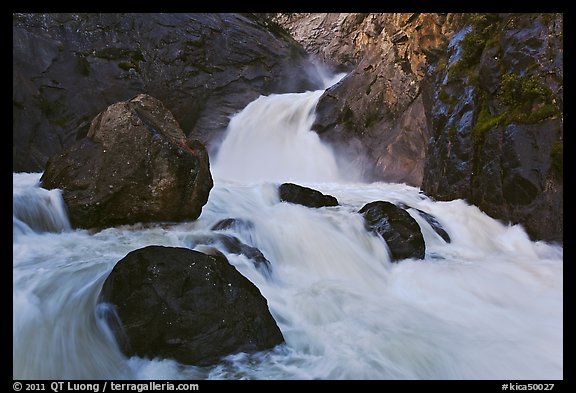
{"left": 13, "top": 173, "right": 71, "bottom": 238}
{"left": 212, "top": 82, "right": 354, "bottom": 184}
{"left": 12, "top": 77, "right": 563, "bottom": 380}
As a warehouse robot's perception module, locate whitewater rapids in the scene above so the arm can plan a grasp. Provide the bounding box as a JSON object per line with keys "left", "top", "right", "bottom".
{"left": 13, "top": 78, "right": 562, "bottom": 380}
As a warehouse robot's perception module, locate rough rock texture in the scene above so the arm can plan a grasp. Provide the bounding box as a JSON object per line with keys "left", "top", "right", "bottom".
{"left": 40, "top": 94, "right": 213, "bottom": 229}
{"left": 273, "top": 12, "right": 563, "bottom": 244}
{"left": 279, "top": 183, "right": 339, "bottom": 208}
{"left": 273, "top": 13, "right": 456, "bottom": 185}
{"left": 359, "top": 201, "right": 425, "bottom": 261}
{"left": 421, "top": 13, "right": 563, "bottom": 243}
{"left": 100, "top": 246, "right": 284, "bottom": 367}
{"left": 13, "top": 13, "right": 324, "bottom": 172}
{"left": 190, "top": 233, "right": 271, "bottom": 273}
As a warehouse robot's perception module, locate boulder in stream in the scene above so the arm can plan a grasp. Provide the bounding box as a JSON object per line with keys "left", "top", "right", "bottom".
{"left": 100, "top": 245, "right": 284, "bottom": 366}
{"left": 41, "top": 94, "right": 213, "bottom": 229}
{"left": 359, "top": 201, "right": 425, "bottom": 261}
{"left": 279, "top": 182, "right": 339, "bottom": 208}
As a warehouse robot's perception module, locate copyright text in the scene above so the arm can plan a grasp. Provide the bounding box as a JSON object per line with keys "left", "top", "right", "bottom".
{"left": 12, "top": 382, "right": 199, "bottom": 393}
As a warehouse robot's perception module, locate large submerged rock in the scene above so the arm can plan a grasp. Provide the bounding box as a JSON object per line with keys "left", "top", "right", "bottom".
{"left": 40, "top": 94, "right": 213, "bottom": 229}
{"left": 359, "top": 201, "right": 425, "bottom": 261}
{"left": 100, "top": 245, "right": 284, "bottom": 366}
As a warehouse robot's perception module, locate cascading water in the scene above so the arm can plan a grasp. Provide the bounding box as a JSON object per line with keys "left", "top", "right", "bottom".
{"left": 213, "top": 72, "right": 350, "bottom": 184}
{"left": 13, "top": 78, "right": 563, "bottom": 380}
{"left": 212, "top": 90, "right": 344, "bottom": 184}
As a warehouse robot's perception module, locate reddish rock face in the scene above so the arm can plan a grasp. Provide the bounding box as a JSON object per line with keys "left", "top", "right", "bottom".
{"left": 274, "top": 13, "right": 563, "bottom": 244}
{"left": 273, "top": 13, "right": 456, "bottom": 186}
{"left": 41, "top": 94, "right": 213, "bottom": 229}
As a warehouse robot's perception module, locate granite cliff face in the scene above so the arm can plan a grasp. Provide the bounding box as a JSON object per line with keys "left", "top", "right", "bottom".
{"left": 272, "top": 13, "right": 562, "bottom": 243}
{"left": 14, "top": 12, "right": 563, "bottom": 243}
{"left": 421, "top": 13, "right": 563, "bottom": 244}
{"left": 273, "top": 13, "right": 456, "bottom": 185}
{"left": 13, "top": 13, "right": 324, "bottom": 172}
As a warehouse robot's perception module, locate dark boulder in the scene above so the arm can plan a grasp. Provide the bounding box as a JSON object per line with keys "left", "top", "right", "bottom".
{"left": 40, "top": 94, "right": 213, "bottom": 229}
{"left": 211, "top": 218, "right": 255, "bottom": 232}
{"left": 279, "top": 183, "right": 339, "bottom": 208}
{"left": 396, "top": 202, "right": 451, "bottom": 243}
{"left": 193, "top": 233, "right": 271, "bottom": 273}
{"left": 214, "top": 235, "right": 271, "bottom": 273}
{"left": 13, "top": 13, "right": 324, "bottom": 172}
{"left": 359, "top": 201, "right": 425, "bottom": 261}
{"left": 100, "top": 245, "right": 284, "bottom": 366}
{"left": 412, "top": 208, "right": 451, "bottom": 243}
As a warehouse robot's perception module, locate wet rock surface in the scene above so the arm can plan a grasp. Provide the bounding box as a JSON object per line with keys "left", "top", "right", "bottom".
{"left": 40, "top": 94, "right": 213, "bottom": 229}
{"left": 13, "top": 13, "right": 324, "bottom": 172}
{"left": 100, "top": 245, "right": 284, "bottom": 366}
{"left": 359, "top": 201, "right": 426, "bottom": 261}
{"left": 279, "top": 183, "right": 339, "bottom": 208}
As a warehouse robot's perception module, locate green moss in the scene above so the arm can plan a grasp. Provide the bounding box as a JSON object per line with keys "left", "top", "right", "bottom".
{"left": 447, "top": 60, "right": 480, "bottom": 83}
{"left": 447, "top": 63, "right": 463, "bottom": 81}
{"left": 448, "top": 124, "right": 457, "bottom": 140}
{"left": 132, "top": 49, "right": 144, "bottom": 63}
{"left": 498, "top": 73, "right": 552, "bottom": 106}
{"left": 338, "top": 106, "right": 354, "bottom": 127}
{"left": 35, "top": 94, "right": 62, "bottom": 118}
{"left": 484, "top": 33, "right": 500, "bottom": 52}
{"left": 529, "top": 104, "right": 560, "bottom": 123}
{"left": 92, "top": 47, "right": 144, "bottom": 73}
{"left": 459, "top": 30, "right": 487, "bottom": 66}
{"left": 438, "top": 89, "right": 450, "bottom": 103}
{"left": 118, "top": 61, "right": 139, "bottom": 73}
{"left": 507, "top": 103, "right": 559, "bottom": 124}
{"left": 76, "top": 53, "right": 90, "bottom": 76}
{"left": 364, "top": 107, "right": 381, "bottom": 128}
{"left": 49, "top": 114, "right": 74, "bottom": 127}
{"left": 472, "top": 103, "right": 505, "bottom": 146}
{"left": 436, "top": 57, "right": 447, "bottom": 71}
{"left": 461, "top": 14, "right": 499, "bottom": 62}
{"left": 13, "top": 100, "right": 24, "bottom": 110}
{"left": 497, "top": 73, "right": 559, "bottom": 124}
{"left": 34, "top": 91, "right": 71, "bottom": 127}
{"left": 550, "top": 139, "right": 563, "bottom": 177}
{"left": 448, "top": 13, "right": 501, "bottom": 81}
{"left": 541, "top": 13, "right": 556, "bottom": 26}
{"left": 93, "top": 47, "right": 131, "bottom": 60}
{"left": 438, "top": 88, "right": 458, "bottom": 110}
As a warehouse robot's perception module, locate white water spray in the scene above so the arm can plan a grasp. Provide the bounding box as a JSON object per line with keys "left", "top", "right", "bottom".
{"left": 13, "top": 74, "right": 562, "bottom": 380}
{"left": 213, "top": 73, "right": 351, "bottom": 184}
{"left": 13, "top": 173, "right": 71, "bottom": 237}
